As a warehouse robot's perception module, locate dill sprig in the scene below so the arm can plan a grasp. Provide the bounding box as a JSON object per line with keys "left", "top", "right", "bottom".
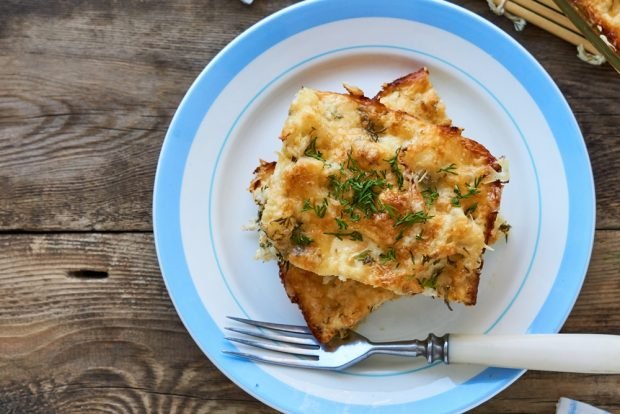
{"left": 346, "top": 150, "right": 363, "bottom": 173}
{"left": 354, "top": 249, "right": 375, "bottom": 264}
{"left": 335, "top": 217, "right": 348, "bottom": 230}
{"left": 382, "top": 203, "right": 398, "bottom": 220}
{"left": 393, "top": 211, "right": 432, "bottom": 242}
{"left": 379, "top": 247, "right": 397, "bottom": 264}
{"left": 291, "top": 224, "right": 312, "bottom": 246}
{"left": 324, "top": 231, "right": 363, "bottom": 241}
{"left": 421, "top": 268, "right": 442, "bottom": 289}
{"left": 437, "top": 163, "right": 458, "bottom": 175}
{"left": 451, "top": 176, "right": 483, "bottom": 207}
{"left": 421, "top": 187, "right": 439, "bottom": 207}
{"left": 464, "top": 203, "right": 478, "bottom": 216}
{"left": 347, "top": 175, "right": 386, "bottom": 218}
{"left": 385, "top": 149, "right": 404, "bottom": 190}
{"left": 302, "top": 198, "right": 328, "bottom": 218}
{"left": 329, "top": 151, "right": 388, "bottom": 220}
{"left": 394, "top": 211, "right": 433, "bottom": 227}
{"left": 358, "top": 109, "right": 386, "bottom": 142}
{"left": 304, "top": 137, "right": 324, "bottom": 161}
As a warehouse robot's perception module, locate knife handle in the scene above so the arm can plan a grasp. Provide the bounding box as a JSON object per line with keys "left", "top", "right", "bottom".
{"left": 449, "top": 334, "right": 620, "bottom": 373}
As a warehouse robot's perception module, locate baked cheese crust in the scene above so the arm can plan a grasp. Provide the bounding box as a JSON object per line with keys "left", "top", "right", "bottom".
{"left": 570, "top": 0, "right": 620, "bottom": 50}
{"left": 258, "top": 79, "right": 504, "bottom": 305}
{"left": 252, "top": 69, "right": 459, "bottom": 342}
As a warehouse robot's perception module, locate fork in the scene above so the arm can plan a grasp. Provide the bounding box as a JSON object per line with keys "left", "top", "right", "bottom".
{"left": 223, "top": 317, "right": 620, "bottom": 373}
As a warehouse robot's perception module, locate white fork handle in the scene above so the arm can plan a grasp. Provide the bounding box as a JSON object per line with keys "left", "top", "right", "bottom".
{"left": 449, "top": 334, "right": 620, "bottom": 373}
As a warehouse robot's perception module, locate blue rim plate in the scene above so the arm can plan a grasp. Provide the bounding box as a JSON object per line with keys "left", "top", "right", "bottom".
{"left": 153, "top": 0, "right": 595, "bottom": 412}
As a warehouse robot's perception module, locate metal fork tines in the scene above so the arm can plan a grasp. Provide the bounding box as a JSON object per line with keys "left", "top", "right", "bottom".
{"left": 223, "top": 316, "right": 449, "bottom": 370}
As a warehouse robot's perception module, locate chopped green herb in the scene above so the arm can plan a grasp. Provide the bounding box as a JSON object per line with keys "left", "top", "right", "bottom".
{"left": 473, "top": 175, "right": 483, "bottom": 188}
{"left": 437, "top": 163, "right": 458, "bottom": 175}
{"left": 335, "top": 217, "right": 348, "bottom": 230}
{"left": 386, "top": 149, "right": 404, "bottom": 189}
{"left": 382, "top": 204, "right": 398, "bottom": 220}
{"left": 358, "top": 109, "right": 386, "bottom": 142}
{"left": 328, "top": 174, "right": 348, "bottom": 202}
{"left": 451, "top": 176, "right": 483, "bottom": 207}
{"left": 354, "top": 249, "right": 374, "bottom": 264}
{"left": 302, "top": 199, "right": 328, "bottom": 218}
{"left": 291, "top": 224, "right": 312, "bottom": 246}
{"left": 328, "top": 149, "right": 393, "bottom": 221}
{"left": 422, "top": 254, "right": 431, "bottom": 264}
{"left": 324, "top": 231, "right": 363, "bottom": 241}
{"left": 421, "top": 187, "right": 439, "bottom": 207}
{"left": 315, "top": 199, "right": 328, "bottom": 218}
{"left": 409, "top": 250, "right": 415, "bottom": 265}
{"left": 274, "top": 216, "right": 292, "bottom": 226}
{"left": 349, "top": 211, "right": 361, "bottom": 222}
{"left": 304, "top": 137, "right": 323, "bottom": 161}
{"left": 421, "top": 268, "right": 442, "bottom": 289}
{"left": 347, "top": 175, "right": 386, "bottom": 218}
{"left": 415, "top": 231, "right": 423, "bottom": 241}
{"left": 379, "top": 247, "right": 397, "bottom": 264}
{"left": 394, "top": 211, "right": 433, "bottom": 227}
{"left": 464, "top": 203, "right": 478, "bottom": 216}
{"left": 346, "top": 150, "right": 362, "bottom": 173}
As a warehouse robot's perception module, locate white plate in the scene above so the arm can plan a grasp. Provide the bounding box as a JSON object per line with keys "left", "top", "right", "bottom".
{"left": 153, "top": 1, "right": 595, "bottom": 412}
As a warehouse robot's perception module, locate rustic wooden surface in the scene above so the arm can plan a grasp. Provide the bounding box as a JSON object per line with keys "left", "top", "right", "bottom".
{"left": 0, "top": 0, "right": 618, "bottom": 413}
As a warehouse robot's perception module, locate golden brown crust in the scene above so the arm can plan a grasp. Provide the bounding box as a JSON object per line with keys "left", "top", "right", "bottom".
{"left": 249, "top": 160, "right": 276, "bottom": 193}
{"left": 261, "top": 86, "right": 501, "bottom": 301}
{"left": 375, "top": 67, "right": 451, "bottom": 126}
{"left": 278, "top": 262, "right": 396, "bottom": 343}
{"left": 569, "top": 0, "right": 620, "bottom": 50}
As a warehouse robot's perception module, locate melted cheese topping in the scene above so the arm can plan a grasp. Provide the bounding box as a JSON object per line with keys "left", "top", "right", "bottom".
{"left": 259, "top": 87, "right": 503, "bottom": 304}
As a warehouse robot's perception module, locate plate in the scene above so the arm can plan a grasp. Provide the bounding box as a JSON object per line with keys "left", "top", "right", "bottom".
{"left": 153, "top": 0, "right": 595, "bottom": 412}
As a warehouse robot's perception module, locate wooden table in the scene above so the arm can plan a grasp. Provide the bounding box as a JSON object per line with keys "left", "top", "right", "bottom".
{"left": 1, "top": 1, "right": 618, "bottom": 412}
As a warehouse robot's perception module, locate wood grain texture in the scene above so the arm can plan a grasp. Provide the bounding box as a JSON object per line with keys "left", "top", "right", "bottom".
{"left": 0, "top": 232, "right": 618, "bottom": 413}
{"left": 0, "top": 233, "right": 275, "bottom": 413}
{"left": 0, "top": 0, "right": 293, "bottom": 231}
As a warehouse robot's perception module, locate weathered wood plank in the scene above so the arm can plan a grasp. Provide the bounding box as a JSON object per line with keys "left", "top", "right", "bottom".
{"left": 0, "top": 0, "right": 618, "bottom": 231}
{"left": 0, "top": 231, "right": 618, "bottom": 412}
{"left": 0, "top": 233, "right": 274, "bottom": 413}
{"left": 0, "top": 0, "right": 295, "bottom": 231}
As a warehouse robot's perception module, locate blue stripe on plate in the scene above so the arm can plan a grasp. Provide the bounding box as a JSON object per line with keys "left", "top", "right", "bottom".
{"left": 153, "top": 0, "right": 594, "bottom": 412}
